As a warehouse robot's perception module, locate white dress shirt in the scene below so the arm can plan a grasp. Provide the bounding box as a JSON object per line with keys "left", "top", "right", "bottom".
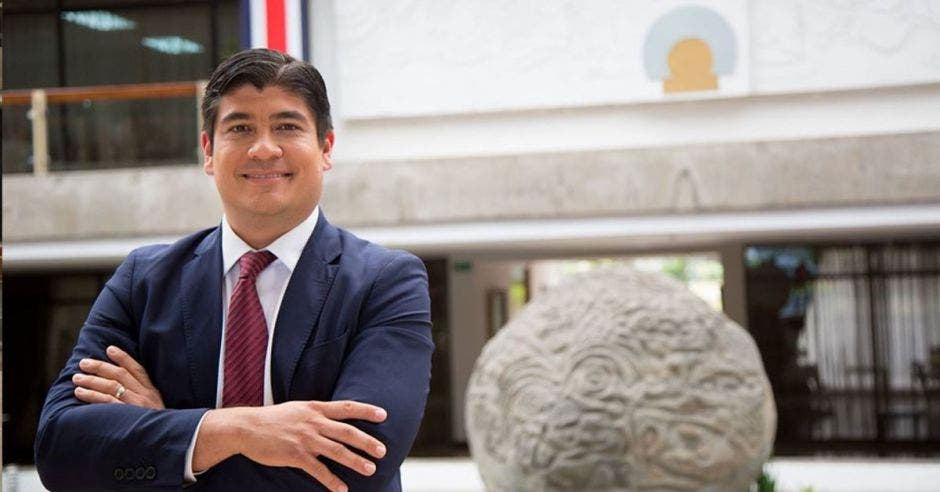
{"left": 184, "top": 206, "right": 319, "bottom": 482}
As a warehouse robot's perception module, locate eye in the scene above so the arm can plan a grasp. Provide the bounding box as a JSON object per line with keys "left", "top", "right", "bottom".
{"left": 227, "top": 124, "right": 251, "bottom": 134}
{"left": 276, "top": 123, "right": 301, "bottom": 132}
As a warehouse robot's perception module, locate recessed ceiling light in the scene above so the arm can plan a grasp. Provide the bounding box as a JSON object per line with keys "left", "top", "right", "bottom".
{"left": 141, "top": 36, "right": 204, "bottom": 55}
{"left": 61, "top": 10, "right": 136, "bottom": 32}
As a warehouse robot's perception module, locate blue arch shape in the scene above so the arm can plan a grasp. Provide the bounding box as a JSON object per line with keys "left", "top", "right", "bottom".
{"left": 643, "top": 5, "right": 737, "bottom": 80}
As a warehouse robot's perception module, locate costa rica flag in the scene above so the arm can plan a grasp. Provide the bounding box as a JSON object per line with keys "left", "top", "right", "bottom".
{"left": 241, "top": 0, "right": 310, "bottom": 61}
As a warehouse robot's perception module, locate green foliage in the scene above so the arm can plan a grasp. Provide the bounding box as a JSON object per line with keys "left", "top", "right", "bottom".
{"left": 755, "top": 465, "right": 817, "bottom": 492}
{"left": 754, "top": 467, "right": 815, "bottom": 492}
{"left": 662, "top": 257, "right": 689, "bottom": 281}
{"left": 756, "top": 469, "right": 776, "bottom": 492}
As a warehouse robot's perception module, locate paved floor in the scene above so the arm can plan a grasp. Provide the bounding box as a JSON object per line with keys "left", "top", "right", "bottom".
{"left": 5, "top": 457, "right": 940, "bottom": 491}
{"left": 405, "top": 458, "right": 940, "bottom": 492}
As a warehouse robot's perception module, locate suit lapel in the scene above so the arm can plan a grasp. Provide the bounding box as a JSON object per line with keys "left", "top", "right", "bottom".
{"left": 180, "top": 228, "right": 224, "bottom": 408}
{"left": 271, "top": 210, "right": 341, "bottom": 403}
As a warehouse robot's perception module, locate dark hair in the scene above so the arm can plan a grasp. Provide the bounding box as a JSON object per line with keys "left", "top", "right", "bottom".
{"left": 201, "top": 48, "right": 333, "bottom": 144}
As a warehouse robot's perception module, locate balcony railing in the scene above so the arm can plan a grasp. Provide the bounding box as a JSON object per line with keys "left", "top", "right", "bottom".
{"left": 2, "top": 81, "right": 206, "bottom": 175}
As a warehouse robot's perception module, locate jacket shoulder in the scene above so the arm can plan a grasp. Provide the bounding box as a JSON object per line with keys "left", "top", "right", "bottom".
{"left": 333, "top": 226, "right": 422, "bottom": 272}
{"left": 123, "top": 227, "right": 218, "bottom": 276}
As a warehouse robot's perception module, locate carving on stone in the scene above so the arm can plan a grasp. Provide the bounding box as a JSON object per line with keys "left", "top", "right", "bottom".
{"left": 466, "top": 267, "right": 776, "bottom": 491}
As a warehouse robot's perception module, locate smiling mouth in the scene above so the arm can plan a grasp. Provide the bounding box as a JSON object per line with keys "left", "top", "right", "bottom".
{"left": 241, "top": 172, "right": 292, "bottom": 180}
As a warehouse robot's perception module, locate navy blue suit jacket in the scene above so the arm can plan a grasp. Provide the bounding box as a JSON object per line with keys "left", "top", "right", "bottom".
{"left": 35, "top": 211, "right": 434, "bottom": 491}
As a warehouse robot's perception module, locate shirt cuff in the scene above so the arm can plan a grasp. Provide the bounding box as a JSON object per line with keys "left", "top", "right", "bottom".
{"left": 183, "top": 412, "right": 210, "bottom": 484}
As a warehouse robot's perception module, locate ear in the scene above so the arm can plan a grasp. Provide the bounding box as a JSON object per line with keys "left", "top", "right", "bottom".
{"left": 320, "top": 130, "right": 335, "bottom": 171}
{"left": 201, "top": 131, "right": 214, "bottom": 176}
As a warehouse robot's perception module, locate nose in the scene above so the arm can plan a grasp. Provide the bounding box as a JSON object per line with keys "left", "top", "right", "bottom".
{"left": 247, "top": 133, "right": 283, "bottom": 161}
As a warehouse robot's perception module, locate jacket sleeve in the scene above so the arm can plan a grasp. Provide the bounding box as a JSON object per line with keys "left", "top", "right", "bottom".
{"left": 327, "top": 251, "right": 435, "bottom": 491}
{"left": 34, "top": 249, "right": 209, "bottom": 491}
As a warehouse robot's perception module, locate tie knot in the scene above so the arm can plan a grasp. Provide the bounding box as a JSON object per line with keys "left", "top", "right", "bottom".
{"left": 238, "top": 250, "right": 276, "bottom": 280}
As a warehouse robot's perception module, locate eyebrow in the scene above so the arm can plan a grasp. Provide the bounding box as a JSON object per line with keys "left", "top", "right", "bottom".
{"left": 271, "top": 110, "right": 309, "bottom": 122}
{"left": 219, "top": 112, "right": 251, "bottom": 125}
{"left": 219, "top": 110, "right": 309, "bottom": 125}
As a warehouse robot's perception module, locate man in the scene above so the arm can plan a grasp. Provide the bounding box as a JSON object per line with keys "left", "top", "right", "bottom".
{"left": 34, "top": 48, "right": 434, "bottom": 492}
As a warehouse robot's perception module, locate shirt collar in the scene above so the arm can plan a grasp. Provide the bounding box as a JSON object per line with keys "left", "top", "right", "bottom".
{"left": 221, "top": 206, "right": 319, "bottom": 275}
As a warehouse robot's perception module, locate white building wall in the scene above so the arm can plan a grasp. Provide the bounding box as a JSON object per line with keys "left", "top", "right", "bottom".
{"left": 330, "top": 0, "right": 940, "bottom": 119}
{"left": 752, "top": 1, "right": 940, "bottom": 93}
{"left": 319, "top": 0, "right": 940, "bottom": 166}
{"left": 447, "top": 259, "right": 519, "bottom": 442}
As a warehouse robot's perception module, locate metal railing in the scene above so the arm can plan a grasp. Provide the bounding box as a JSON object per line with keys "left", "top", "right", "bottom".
{"left": 2, "top": 81, "right": 206, "bottom": 175}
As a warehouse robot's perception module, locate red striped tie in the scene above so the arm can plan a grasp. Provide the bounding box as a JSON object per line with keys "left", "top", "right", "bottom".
{"left": 223, "top": 250, "right": 276, "bottom": 407}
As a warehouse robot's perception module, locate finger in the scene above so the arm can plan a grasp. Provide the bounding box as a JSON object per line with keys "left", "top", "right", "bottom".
{"left": 72, "top": 373, "right": 124, "bottom": 399}
{"left": 79, "top": 358, "right": 147, "bottom": 395}
{"left": 74, "top": 387, "right": 122, "bottom": 405}
{"left": 106, "top": 346, "right": 155, "bottom": 386}
{"left": 311, "top": 436, "right": 377, "bottom": 477}
{"left": 320, "top": 421, "right": 387, "bottom": 459}
{"left": 72, "top": 373, "right": 160, "bottom": 409}
{"left": 315, "top": 400, "right": 387, "bottom": 423}
{"left": 299, "top": 457, "right": 348, "bottom": 492}
{"left": 103, "top": 347, "right": 164, "bottom": 410}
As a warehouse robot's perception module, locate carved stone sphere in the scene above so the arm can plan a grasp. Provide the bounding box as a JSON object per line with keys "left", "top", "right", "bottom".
{"left": 465, "top": 267, "right": 776, "bottom": 492}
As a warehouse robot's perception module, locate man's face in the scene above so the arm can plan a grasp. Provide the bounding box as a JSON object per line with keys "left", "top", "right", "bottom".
{"left": 202, "top": 84, "right": 333, "bottom": 230}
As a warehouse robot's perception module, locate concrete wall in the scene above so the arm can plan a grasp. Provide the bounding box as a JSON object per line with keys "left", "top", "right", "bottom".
{"left": 447, "top": 259, "right": 519, "bottom": 442}
{"left": 6, "top": 131, "right": 939, "bottom": 242}
{"left": 7, "top": 0, "right": 940, "bottom": 243}
{"left": 3, "top": 166, "right": 221, "bottom": 241}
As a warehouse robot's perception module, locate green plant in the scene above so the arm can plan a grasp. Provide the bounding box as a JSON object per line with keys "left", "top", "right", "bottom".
{"left": 755, "top": 469, "right": 776, "bottom": 492}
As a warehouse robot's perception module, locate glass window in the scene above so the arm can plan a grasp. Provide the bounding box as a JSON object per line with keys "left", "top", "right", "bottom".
{"left": 5, "top": 0, "right": 57, "bottom": 11}
{"left": 61, "top": 0, "right": 210, "bottom": 8}
{"left": 2, "top": 0, "right": 245, "bottom": 173}
{"left": 62, "top": 5, "right": 213, "bottom": 86}
{"left": 215, "top": 0, "right": 243, "bottom": 63}
{"left": 2, "top": 105, "right": 35, "bottom": 173}
{"left": 745, "top": 241, "right": 940, "bottom": 455}
{"left": 46, "top": 97, "right": 199, "bottom": 171}
{"left": 2, "top": 272, "right": 111, "bottom": 465}
{"left": 3, "top": 13, "right": 60, "bottom": 89}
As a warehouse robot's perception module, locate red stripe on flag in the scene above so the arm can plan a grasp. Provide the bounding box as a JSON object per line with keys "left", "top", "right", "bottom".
{"left": 266, "top": 0, "right": 287, "bottom": 52}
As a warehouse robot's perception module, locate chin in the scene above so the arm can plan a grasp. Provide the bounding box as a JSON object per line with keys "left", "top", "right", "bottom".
{"left": 236, "top": 201, "right": 287, "bottom": 218}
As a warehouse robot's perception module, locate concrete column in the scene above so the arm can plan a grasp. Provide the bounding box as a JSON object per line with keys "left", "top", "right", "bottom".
{"left": 30, "top": 89, "right": 49, "bottom": 176}
{"left": 720, "top": 243, "right": 749, "bottom": 328}
{"left": 447, "top": 259, "right": 519, "bottom": 442}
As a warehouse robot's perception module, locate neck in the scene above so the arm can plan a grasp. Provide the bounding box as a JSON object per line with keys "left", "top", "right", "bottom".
{"left": 230, "top": 225, "right": 284, "bottom": 250}
{"left": 226, "top": 209, "right": 313, "bottom": 250}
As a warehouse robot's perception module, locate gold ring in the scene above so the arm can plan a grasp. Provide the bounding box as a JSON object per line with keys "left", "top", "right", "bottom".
{"left": 115, "top": 385, "right": 126, "bottom": 400}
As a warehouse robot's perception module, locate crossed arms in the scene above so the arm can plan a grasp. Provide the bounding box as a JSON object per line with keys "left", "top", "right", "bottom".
{"left": 72, "top": 346, "right": 387, "bottom": 492}
{"left": 35, "top": 247, "right": 434, "bottom": 491}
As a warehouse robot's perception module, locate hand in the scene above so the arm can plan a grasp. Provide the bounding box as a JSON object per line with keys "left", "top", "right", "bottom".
{"left": 72, "top": 345, "right": 165, "bottom": 410}
{"left": 194, "top": 400, "right": 388, "bottom": 492}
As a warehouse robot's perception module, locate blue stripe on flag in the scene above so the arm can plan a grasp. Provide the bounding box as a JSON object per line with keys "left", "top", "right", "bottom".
{"left": 239, "top": 0, "right": 252, "bottom": 50}
{"left": 300, "top": 0, "right": 310, "bottom": 62}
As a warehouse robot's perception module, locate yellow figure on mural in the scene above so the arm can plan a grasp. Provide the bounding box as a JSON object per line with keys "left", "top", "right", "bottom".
{"left": 663, "top": 38, "right": 718, "bottom": 93}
